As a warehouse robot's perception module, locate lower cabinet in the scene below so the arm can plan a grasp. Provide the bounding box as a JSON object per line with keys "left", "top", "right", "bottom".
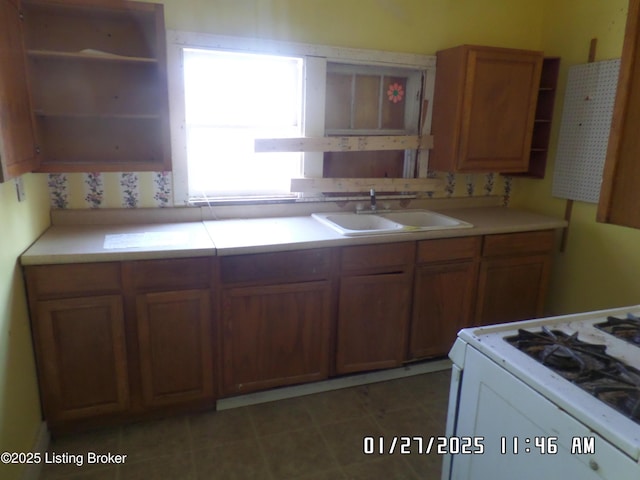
{"left": 218, "top": 249, "right": 333, "bottom": 396}
{"left": 24, "top": 228, "right": 557, "bottom": 432}
{"left": 475, "top": 230, "right": 554, "bottom": 324}
{"left": 335, "top": 242, "right": 414, "bottom": 374}
{"left": 409, "top": 237, "right": 481, "bottom": 359}
{"left": 25, "top": 257, "right": 215, "bottom": 433}
{"left": 34, "top": 295, "right": 130, "bottom": 423}
{"left": 336, "top": 272, "right": 412, "bottom": 373}
{"left": 135, "top": 289, "right": 214, "bottom": 408}
{"left": 220, "top": 281, "right": 332, "bottom": 395}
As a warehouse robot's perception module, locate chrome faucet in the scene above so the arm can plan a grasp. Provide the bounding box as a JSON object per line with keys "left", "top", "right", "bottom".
{"left": 370, "top": 188, "right": 377, "bottom": 212}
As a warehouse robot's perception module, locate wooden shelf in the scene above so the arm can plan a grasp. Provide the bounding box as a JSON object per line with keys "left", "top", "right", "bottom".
{"left": 0, "top": 0, "right": 40, "bottom": 182}
{"left": 27, "top": 49, "right": 158, "bottom": 64}
{"left": 35, "top": 111, "right": 161, "bottom": 120}
{"left": 23, "top": 0, "right": 171, "bottom": 172}
{"left": 512, "top": 57, "right": 560, "bottom": 179}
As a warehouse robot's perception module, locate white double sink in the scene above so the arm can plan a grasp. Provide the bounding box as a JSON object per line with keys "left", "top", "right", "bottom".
{"left": 312, "top": 209, "right": 473, "bottom": 236}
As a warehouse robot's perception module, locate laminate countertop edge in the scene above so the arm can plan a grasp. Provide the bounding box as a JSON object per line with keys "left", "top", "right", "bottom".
{"left": 20, "top": 206, "right": 568, "bottom": 265}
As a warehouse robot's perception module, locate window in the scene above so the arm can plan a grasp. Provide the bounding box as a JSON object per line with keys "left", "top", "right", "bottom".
{"left": 323, "top": 62, "right": 423, "bottom": 179}
{"left": 168, "top": 32, "right": 436, "bottom": 205}
{"left": 324, "top": 62, "right": 422, "bottom": 135}
{"left": 183, "top": 49, "right": 303, "bottom": 200}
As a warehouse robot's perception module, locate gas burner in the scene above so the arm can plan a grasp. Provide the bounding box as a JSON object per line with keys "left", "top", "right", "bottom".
{"left": 505, "top": 327, "right": 609, "bottom": 379}
{"left": 505, "top": 326, "right": 640, "bottom": 424}
{"left": 595, "top": 314, "right": 640, "bottom": 346}
{"left": 582, "top": 364, "right": 640, "bottom": 422}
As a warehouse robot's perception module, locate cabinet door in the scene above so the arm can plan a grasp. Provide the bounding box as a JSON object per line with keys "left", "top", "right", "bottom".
{"left": 136, "top": 289, "right": 214, "bottom": 408}
{"left": 475, "top": 254, "right": 551, "bottom": 325}
{"left": 221, "top": 281, "right": 331, "bottom": 396}
{"left": 336, "top": 272, "right": 412, "bottom": 374}
{"left": 0, "top": 0, "right": 38, "bottom": 181}
{"left": 597, "top": 0, "right": 640, "bottom": 229}
{"left": 459, "top": 48, "right": 542, "bottom": 172}
{"left": 34, "top": 295, "right": 129, "bottom": 422}
{"left": 410, "top": 261, "right": 478, "bottom": 359}
{"left": 431, "top": 45, "right": 542, "bottom": 173}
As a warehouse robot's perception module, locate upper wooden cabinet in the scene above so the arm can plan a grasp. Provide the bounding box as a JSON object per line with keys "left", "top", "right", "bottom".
{"left": 0, "top": 0, "right": 40, "bottom": 182}
{"left": 598, "top": 0, "right": 640, "bottom": 229}
{"left": 430, "top": 45, "right": 543, "bottom": 173}
{"left": 21, "top": 0, "right": 171, "bottom": 172}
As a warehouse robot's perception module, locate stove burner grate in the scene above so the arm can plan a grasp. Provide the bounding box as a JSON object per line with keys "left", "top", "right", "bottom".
{"left": 594, "top": 314, "right": 640, "bottom": 346}
{"left": 505, "top": 327, "right": 609, "bottom": 379}
{"left": 505, "top": 327, "right": 640, "bottom": 423}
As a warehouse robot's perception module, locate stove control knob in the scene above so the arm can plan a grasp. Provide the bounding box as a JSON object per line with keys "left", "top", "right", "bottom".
{"left": 589, "top": 459, "right": 599, "bottom": 471}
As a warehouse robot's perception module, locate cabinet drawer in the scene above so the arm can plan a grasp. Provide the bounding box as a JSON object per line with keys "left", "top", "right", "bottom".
{"left": 26, "top": 262, "right": 122, "bottom": 298}
{"left": 131, "top": 257, "right": 211, "bottom": 290}
{"left": 220, "top": 249, "right": 331, "bottom": 285}
{"left": 417, "top": 236, "right": 481, "bottom": 264}
{"left": 482, "top": 230, "right": 555, "bottom": 257}
{"left": 341, "top": 242, "right": 415, "bottom": 273}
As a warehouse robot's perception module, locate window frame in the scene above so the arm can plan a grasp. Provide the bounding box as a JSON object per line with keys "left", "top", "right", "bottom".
{"left": 167, "top": 30, "right": 436, "bottom": 205}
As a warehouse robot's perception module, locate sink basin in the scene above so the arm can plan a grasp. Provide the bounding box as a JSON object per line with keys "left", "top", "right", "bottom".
{"left": 312, "top": 212, "right": 405, "bottom": 236}
{"left": 380, "top": 210, "right": 473, "bottom": 230}
{"left": 312, "top": 210, "right": 472, "bottom": 236}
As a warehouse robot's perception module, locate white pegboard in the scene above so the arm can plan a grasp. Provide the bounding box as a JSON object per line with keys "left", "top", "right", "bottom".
{"left": 552, "top": 58, "right": 620, "bottom": 203}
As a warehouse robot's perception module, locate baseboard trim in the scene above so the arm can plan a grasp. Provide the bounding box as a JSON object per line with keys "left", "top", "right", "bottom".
{"left": 21, "top": 421, "right": 50, "bottom": 480}
{"left": 216, "top": 359, "right": 452, "bottom": 411}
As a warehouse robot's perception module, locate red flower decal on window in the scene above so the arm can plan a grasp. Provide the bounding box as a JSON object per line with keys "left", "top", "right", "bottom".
{"left": 387, "top": 83, "right": 404, "bottom": 103}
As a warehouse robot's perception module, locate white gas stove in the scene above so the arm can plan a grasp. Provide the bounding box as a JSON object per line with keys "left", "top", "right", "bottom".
{"left": 443, "top": 305, "right": 640, "bottom": 480}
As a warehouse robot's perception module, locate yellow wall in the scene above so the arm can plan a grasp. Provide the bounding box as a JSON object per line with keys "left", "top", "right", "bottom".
{"left": 55, "top": 0, "right": 549, "bottom": 209}
{"left": 0, "top": 174, "right": 50, "bottom": 479}
{"left": 511, "top": 0, "right": 640, "bottom": 315}
{"left": 3, "top": 2, "right": 639, "bottom": 478}
{"left": 158, "top": 0, "right": 546, "bottom": 53}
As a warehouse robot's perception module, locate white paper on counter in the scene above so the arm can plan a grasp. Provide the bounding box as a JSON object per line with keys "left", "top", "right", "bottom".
{"left": 103, "top": 232, "right": 190, "bottom": 249}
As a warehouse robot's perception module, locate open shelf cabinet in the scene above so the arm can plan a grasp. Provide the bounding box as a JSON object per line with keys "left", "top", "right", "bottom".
{"left": 22, "top": 0, "right": 171, "bottom": 172}
{"left": 513, "top": 57, "right": 560, "bottom": 178}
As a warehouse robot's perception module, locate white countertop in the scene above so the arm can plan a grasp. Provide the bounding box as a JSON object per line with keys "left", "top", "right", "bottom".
{"left": 20, "top": 222, "right": 215, "bottom": 265}
{"left": 20, "top": 206, "right": 568, "bottom": 265}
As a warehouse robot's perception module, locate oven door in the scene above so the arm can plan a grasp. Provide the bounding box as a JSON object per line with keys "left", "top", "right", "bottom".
{"left": 444, "top": 346, "right": 638, "bottom": 480}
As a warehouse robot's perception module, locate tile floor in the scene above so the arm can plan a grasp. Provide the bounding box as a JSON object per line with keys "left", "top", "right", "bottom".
{"left": 39, "top": 369, "right": 451, "bottom": 480}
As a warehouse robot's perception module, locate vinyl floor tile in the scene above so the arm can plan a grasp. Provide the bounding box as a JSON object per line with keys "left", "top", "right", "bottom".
{"left": 40, "top": 428, "right": 121, "bottom": 479}
{"left": 318, "top": 416, "right": 383, "bottom": 467}
{"left": 260, "top": 428, "right": 338, "bottom": 479}
{"left": 247, "top": 396, "right": 315, "bottom": 437}
{"left": 342, "top": 455, "right": 420, "bottom": 480}
{"left": 303, "top": 387, "right": 370, "bottom": 426}
{"left": 355, "top": 379, "right": 420, "bottom": 416}
{"left": 38, "top": 369, "right": 451, "bottom": 480}
{"left": 119, "top": 453, "right": 196, "bottom": 480}
{"left": 189, "top": 407, "right": 254, "bottom": 448}
{"left": 193, "top": 438, "right": 268, "bottom": 480}
{"left": 120, "top": 417, "right": 190, "bottom": 464}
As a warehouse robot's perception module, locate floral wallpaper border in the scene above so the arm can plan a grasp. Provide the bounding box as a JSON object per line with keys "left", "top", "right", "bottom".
{"left": 47, "top": 171, "right": 511, "bottom": 209}
{"left": 48, "top": 172, "right": 173, "bottom": 209}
